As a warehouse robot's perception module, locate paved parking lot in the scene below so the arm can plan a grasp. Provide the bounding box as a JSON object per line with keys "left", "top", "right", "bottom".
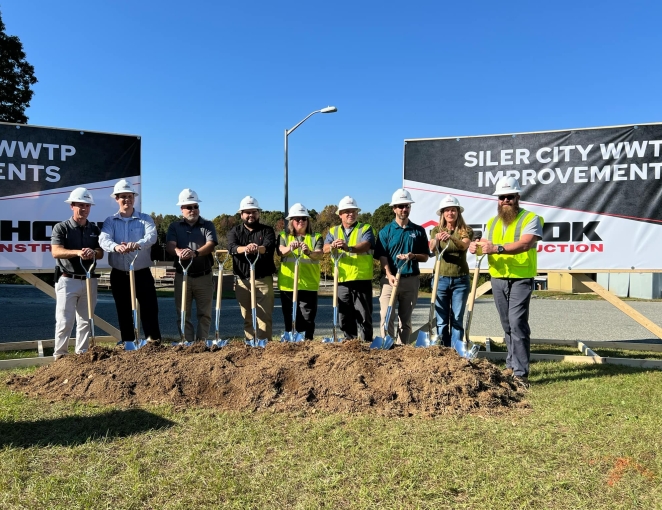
{"left": 1, "top": 285, "right": 662, "bottom": 344}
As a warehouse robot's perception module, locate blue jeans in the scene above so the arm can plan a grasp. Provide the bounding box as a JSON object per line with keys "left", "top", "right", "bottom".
{"left": 435, "top": 275, "right": 470, "bottom": 347}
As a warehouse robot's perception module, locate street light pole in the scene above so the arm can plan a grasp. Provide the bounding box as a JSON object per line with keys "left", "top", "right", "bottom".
{"left": 284, "top": 106, "right": 337, "bottom": 214}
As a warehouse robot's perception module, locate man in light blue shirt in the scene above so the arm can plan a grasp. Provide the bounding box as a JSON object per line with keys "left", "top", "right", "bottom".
{"left": 99, "top": 179, "right": 161, "bottom": 344}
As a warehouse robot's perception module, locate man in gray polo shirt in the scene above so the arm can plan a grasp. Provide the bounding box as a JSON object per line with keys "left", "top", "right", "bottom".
{"left": 166, "top": 189, "right": 219, "bottom": 343}
{"left": 51, "top": 187, "right": 104, "bottom": 360}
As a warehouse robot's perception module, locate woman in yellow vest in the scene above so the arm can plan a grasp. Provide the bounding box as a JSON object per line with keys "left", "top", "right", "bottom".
{"left": 428, "top": 195, "right": 474, "bottom": 347}
{"left": 278, "top": 203, "right": 323, "bottom": 340}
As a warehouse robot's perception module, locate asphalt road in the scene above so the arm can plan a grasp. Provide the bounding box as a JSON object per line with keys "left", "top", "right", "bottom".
{"left": 2, "top": 284, "right": 662, "bottom": 344}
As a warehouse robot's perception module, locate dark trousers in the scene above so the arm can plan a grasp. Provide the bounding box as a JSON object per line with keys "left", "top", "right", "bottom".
{"left": 337, "top": 280, "right": 373, "bottom": 341}
{"left": 491, "top": 277, "right": 533, "bottom": 377}
{"left": 110, "top": 268, "right": 162, "bottom": 341}
{"left": 280, "top": 289, "right": 318, "bottom": 340}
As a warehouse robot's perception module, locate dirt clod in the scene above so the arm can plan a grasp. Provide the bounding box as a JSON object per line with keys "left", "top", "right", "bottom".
{"left": 6, "top": 341, "right": 526, "bottom": 417}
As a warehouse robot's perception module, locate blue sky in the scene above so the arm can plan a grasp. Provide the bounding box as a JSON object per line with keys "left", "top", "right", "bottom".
{"left": 3, "top": 0, "right": 662, "bottom": 218}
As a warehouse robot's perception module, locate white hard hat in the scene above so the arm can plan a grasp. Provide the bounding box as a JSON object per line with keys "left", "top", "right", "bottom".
{"left": 389, "top": 188, "right": 415, "bottom": 206}
{"left": 286, "top": 203, "right": 310, "bottom": 220}
{"left": 436, "top": 195, "right": 464, "bottom": 216}
{"left": 493, "top": 176, "right": 522, "bottom": 196}
{"left": 238, "top": 196, "right": 262, "bottom": 213}
{"left": 337, "top": 196, "right": 361, "bottom": 214}
{"left": 65, "top": 187, "right": 95, "bottom": 205}
{"left": 176, "top": 188, "right": 201, "bottom": 206}
{"left": 110, "top": 179, "right": 139, "bottom": 197}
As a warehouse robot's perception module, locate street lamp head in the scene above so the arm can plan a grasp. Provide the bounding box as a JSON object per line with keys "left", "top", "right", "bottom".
{"left": 320, "top": 106, "right": 337, "bottom": 113}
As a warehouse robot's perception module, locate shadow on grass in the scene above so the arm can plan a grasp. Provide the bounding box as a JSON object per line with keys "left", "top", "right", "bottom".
{"left": 533, "top": 362, "right": 657, "bottom": 385}
{"left": 0, "top": 408, "right": 175, "bottom": 448}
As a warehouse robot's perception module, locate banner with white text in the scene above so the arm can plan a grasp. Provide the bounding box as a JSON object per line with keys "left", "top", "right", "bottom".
{"left": 404, "top": 123, "right": 662, "bottom": 271}
{"left": 0, "top": 122, "right": 141, "bottom": 271}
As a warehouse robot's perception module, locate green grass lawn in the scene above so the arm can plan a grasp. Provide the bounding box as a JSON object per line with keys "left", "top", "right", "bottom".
{"left": 1, "top": 360, "right": 661, "bottom": 509}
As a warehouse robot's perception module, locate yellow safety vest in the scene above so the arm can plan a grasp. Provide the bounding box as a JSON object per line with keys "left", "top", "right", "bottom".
{"left": 486, "top": 209, "right": 543, "bottom": 278}
{"left": 329, "top": 223, "right": 374, "bottom": 282}
{"left": 278, "top": 232, "right": 322, "bottom": 291}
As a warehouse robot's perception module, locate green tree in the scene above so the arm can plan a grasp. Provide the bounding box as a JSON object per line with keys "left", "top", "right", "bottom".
{"left": 370, "top": 203, "right": 393, "bottom": 233}
{"left": 212, "top": 213, "right": 239, "bottom": 249}
{"left": 0, "top": 11, "right": 38, "bottom": 123}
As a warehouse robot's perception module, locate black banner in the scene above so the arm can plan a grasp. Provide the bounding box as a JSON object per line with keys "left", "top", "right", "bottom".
{"left": 404, "top": 124, "right": 662, "bottom": 224}
{"left": 0, "top": 123, "right": 140, "bottom": 198}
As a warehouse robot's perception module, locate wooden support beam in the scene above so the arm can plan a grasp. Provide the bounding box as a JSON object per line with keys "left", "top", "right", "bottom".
{"left": 0, "top": 337, "right": 116, "bottom": 352}
{"left": 475, "top": 280, "right": 492, "bottom": 299}
{"left": 577, "top": 341, "right": 599, "bottom": 357}
{"left": 471, "top": 336, "right": 662, "bottom": 353}
{"left": 0, "top": 356, "right": 54, "bottom": 370}
{"left": 572, "top": 273, "right": 662, "bottom": 340}
{"left": 16, "top": 272, "right": 121, "bottom": 340}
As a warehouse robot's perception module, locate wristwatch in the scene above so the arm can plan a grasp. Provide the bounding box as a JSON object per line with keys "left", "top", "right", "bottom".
{"left": 496, "top": 245, "right": 505, "bottom": 254}
{"left": 194, "top": 249, "right": 199, "bottom": 257}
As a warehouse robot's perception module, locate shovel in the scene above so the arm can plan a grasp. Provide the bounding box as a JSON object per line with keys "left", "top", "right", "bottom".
{"left": 415, "top": 241, "right": 450, "bottom": 348}
{"left": 370, "top": 259, "right": 407, "bottom": 350}
{"left": 453, "top": 235, "right": 484, "bottom": 359}
{"left": 124, "top": 250, "right": 141, "bottom": 351}
{"left": 207, "top": 249, "right": 230, "bottom": 348}
{"left": 322, "top": 250, "right": 345, "bottom": 343}
{"left": 281, "top": 247, "right": 305, "bottom": 343}
{"left": 245, "top": 252, "right": 268, "bottom": 348}
{"left": 174, "top": 256, "right": 194, "bottom": 346}
{"left": 82, "top": 253, "right": 97, "bottom": 350}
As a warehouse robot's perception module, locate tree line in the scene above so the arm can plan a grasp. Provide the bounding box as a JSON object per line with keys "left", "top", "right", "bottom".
{"left": 150, "top": 203, "right": 396, "bottom": 283}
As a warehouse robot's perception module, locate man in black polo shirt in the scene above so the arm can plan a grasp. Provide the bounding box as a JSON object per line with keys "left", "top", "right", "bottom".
{"left": 51, "top": 188, "right": 104, "bottom": 360}
{"left": 227, "top": 196, "right": 276, "bottom": 341}
{"left": 166, "top": 189, "right": 218, "bottom": 343}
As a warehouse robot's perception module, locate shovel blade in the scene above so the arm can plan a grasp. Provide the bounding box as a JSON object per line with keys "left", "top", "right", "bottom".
{"left": 245, "top": 338, "right": 257, "bottom": 347}
{"left": 280, "top": 332, "right": 292, "bottom": 342}
{"left": 415, "top": 331, "right": 431, "bottom": 348}
{"left": 322, "top": 336, "right": 335, "bottom": 343}
{"left": 452, "top": 337, "right": 480, "bottom": 359}
{"left": 124, "top": 341, "right": 137, "bottom": 351}
{"left": 216, "top": 339, "right": 229, "bottom": 348}
{"left": 137, "top": 339, "right": 148, "bottom": 349}
{"left": 370, "top": 335, "right": 394, "bottom": 350}
{"left": 257, "top": 338, "right": 268, "bottom": 348}
{"left": 292, "top": 331, "right": 305, "bottom": 343}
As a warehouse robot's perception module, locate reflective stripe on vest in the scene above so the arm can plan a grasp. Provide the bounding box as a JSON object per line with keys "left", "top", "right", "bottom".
{"left": 486, "top": 209, "right": 542, "bottom": 278}
{"left": 330, "top": 223, "right": 374, "bottom": 282}
{"left": 277, "top": 232, "right": 321, "bottom": 291}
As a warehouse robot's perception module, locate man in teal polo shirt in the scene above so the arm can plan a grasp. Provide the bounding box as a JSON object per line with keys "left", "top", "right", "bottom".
{"left": 375, "top": 188, "right": 429, "bottom": 345}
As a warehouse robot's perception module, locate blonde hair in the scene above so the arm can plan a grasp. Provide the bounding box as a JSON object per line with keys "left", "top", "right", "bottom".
{"left": 287, "top": 218, "right": 312, "bottom": 236}
{"left": 438, "top": 207, "right": 470, "bottom": 239}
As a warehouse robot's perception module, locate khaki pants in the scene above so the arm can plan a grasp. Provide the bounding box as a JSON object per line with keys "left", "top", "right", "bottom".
{"left": 174, "top": 272, "right": 214, "bottom": 342}
{"left": 54, "top": 276, "right": 98, "bottom": 358}
{"left": 236, "top": 276, "right": 274, "bottom": 340}
{"left": 379, "top": 275, "right": 420, "bottom": 345}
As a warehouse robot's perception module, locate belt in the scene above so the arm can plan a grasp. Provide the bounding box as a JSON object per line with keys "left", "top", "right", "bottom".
{"left": 399, "top": 273, "right": 419, "bottom": 279}
{"left": 179, "top": 269, "right": 212, "bottom": 278}
{"left": 62, "top": 273, "right": 96, "bottom": 280}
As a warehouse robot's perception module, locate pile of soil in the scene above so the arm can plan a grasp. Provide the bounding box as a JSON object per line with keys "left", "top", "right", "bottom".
{"left": 6, "top": 341, "right": 526, "bottom": 417}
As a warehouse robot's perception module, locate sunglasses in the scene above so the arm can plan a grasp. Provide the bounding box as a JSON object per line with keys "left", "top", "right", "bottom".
{"left": 182, "top": 205, "right": 199, "bottom": 210}
{"left": 498, "top": 195, "right": 517, "bottom": 201}
{"left": 393, "top": 204, "right": 411, "bottom": 209}
{"left": 292, "top": 217, "right": 308, "bottom": 222}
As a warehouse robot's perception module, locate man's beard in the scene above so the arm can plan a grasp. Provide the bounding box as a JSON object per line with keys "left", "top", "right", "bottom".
{"left": 245, "top": 218, "right": 259, "bottom": 228}
{"left": 498, "top": 204, "right": 519, "bottom": 225}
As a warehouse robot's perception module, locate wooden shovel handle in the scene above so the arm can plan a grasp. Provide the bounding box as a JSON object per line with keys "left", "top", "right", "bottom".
{"left": 388, "top": 272, "right": 402, "bottom": 307}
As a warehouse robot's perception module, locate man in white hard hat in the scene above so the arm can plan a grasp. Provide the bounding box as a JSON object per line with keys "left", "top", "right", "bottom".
{"left": 99, "top": 179, "right": 162, "bottom": 345}
{"left": 375, "top": 188, "right": 429, "bottom": 345}
{"left": 323, "top": 196, "right": 376, "bottom": 342}
{"left": 227, "top": 196, "right": 277, "bottom": 341}
{"left": 166, "top": 189, "right": 219, "bottom": 343}
{"left": 469, "top": 176, "right": 543, "bottom": 389}
{"left": 278, "top": 203, "right": 324, "bottom": 339}
{"left": 51, "top": 187, "right": 104, "bottom": 360}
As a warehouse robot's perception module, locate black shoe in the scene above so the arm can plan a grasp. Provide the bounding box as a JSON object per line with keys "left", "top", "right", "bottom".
{"left": 513, "top": 376, "right": 530, "bottom": 390}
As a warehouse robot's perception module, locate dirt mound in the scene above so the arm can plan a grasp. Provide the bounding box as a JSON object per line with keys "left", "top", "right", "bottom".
{"left": 6, "top": 341, "right": 526, "bottom": 417}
